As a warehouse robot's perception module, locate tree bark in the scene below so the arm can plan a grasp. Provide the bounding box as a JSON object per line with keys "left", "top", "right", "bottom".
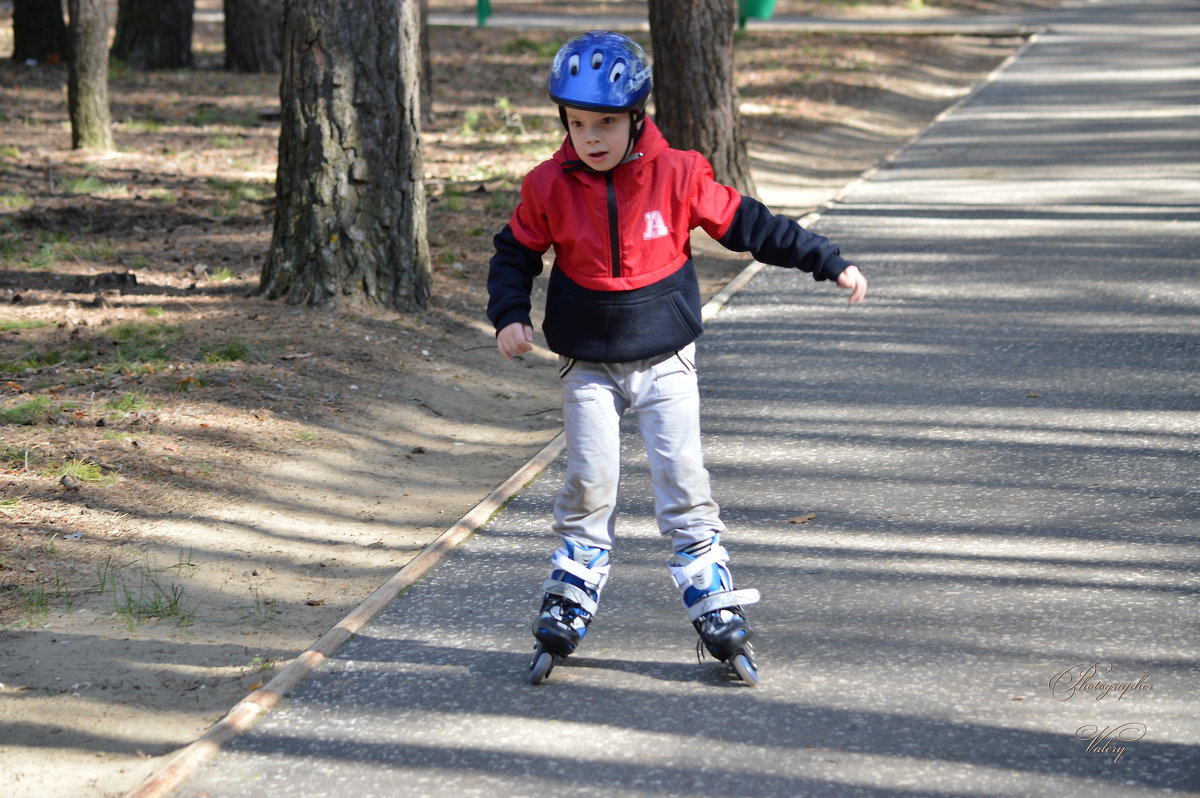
{"left": 418, "top": 0, "right": 433, "bottom": 124}
{"left": 647, "top": 0, "right": 756, "bottom": 195}
{"left": 224, "top": 0, "right": 282, "bottom": 73}
{"left": 261, "top": 0, "right": 431, "bottom": 311}
{"left": 67, "top": 0, "right": 113, "bottom": 150}
{"left": 12, "top": 0, "right": 70, "bottom": 64}
{"left": 111, "top": 0, "right": 194, "bottom": 70}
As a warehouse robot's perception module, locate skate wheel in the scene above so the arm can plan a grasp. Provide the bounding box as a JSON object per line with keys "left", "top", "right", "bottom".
{"left": 731, "top": 653, "right": 759, "bottom": 687}
{"left": 529, "top": 649, "right": 556, "bottom": 685}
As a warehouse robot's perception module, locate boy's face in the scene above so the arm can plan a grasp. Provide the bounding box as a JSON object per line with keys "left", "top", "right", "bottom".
{"left": 564, "top": 107, "right": 632, "bottom": 172}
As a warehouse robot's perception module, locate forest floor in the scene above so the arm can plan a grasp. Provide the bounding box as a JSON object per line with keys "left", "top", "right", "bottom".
{"left": 0, "top": 1, "right": 1055, "bottom": 795}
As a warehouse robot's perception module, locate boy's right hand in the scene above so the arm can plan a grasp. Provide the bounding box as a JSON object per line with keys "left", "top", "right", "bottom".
{"left": 497, "top": 322, "right": 535, "bottom": 360}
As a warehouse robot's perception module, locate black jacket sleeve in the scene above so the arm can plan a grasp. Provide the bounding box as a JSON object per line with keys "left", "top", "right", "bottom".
{"left": 486, "top": 224, "right": 545, "bottom": 333}
{"left": 717, "top": 196, "right": 852, "bottom": 282}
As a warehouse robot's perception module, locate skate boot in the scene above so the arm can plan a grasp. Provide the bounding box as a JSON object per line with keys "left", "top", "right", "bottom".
{"left": 668, "top": 535, "right": 761, "bottom": 686}
{"left": 528, "top": 541, "right": 610, "bottom": 684}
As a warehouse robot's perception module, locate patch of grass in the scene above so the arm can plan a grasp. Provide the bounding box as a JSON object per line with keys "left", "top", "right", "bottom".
{"left": 19, "top": 586, "right": 50, "bottom": 626}
{"left": 108, "top": 57, "right": 131, "bottom": 80}
{"left": 114, "top": 573, "right": 193, "bottom": 630}
{"left": 3, "top": 341, "right": 94, "bottom": 373}
{"left": 486, "top": 190, "right": 518, "bottom": 212}
{"left": 93, "top": 554, "right": 119, "bottom": 595}
{"left": 27, "top": 243, "right": 56, "bottom": 270}
{"left": 1, "top": 396, "right": 52, "bottom": 425}
{"left": 0, "top": 145, "right": 21, "bottom": 159}
{"left": 294, "top": 430, "right": 316, "bottom": 442}
{"left": 443, "top": 184, "right": 465, "bottom": 212}
{"left": 107, "top": 390, "right": 157, "bottom": 414}
{"left": 0, "top": 236, "right": 20, "bottom": 258}
{"left": 56, "top": 577, "right": 79, "bottom": 614}
{"left": 83, "top": 239, "right": 116, "bottom": 261}
{"left": 208, "top": 179, "right": 271, "bottom": 217}
{"left": 61, "top": 175, "right": 125, "bottom": 196}
{"left": 503, "top": 37, "right": 560, "bottom": 58}
{"left": 42, "top": 457, "right": 103, "bottom": 482}
{"left": 2, "top": 349, "right": 58, "bottom": 372}
{"left": 2, "top": 446, "right": 42, "bottom": 469}
{"left": 142, "top": 305, "right": 165, "bottom": 317}
{"left": 211, "top": 266, "right": 236, "bottom": 281}
{"left": 0, "top": 497, "right": 20, "bottom": 510}
{"left": 210, "top": 134, "right": 238, "bottom": 148}
{"left": 0, "top": 193, "right": 32, "bottom": 210}
{"left": 186, "top": 104, "right": 225, "bottom": 125}
{"left": 200, "top": 337, "right": 250, "bottom": 363}
{"left": 241, "top": 589, "right": 280, "bottom": 625}
{"left": 151, "top": 549, "right": 199, "bottom": 579}
{"left": 124, "top": 118, "right": 163, "bottom": 134}
{"left": 247, "top": 654, "right": 279, "bottom": 673}
{"left": 108, "top": 321, "right": 181, "bottom": 368}
{"left": 0, "top": 319, "right": 52, "bottom": 332}
{"left": 147, "top": 187, "right": 177, "bottom": 204}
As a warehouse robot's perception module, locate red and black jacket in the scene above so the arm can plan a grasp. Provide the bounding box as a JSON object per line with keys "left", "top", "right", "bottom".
{"left": 487, "top": 118, "right": 851, "bottom": 362}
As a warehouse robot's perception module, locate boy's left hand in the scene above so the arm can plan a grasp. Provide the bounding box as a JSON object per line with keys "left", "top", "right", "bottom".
{"left": 837, "top": 265, "right": 867, "bottom": 304}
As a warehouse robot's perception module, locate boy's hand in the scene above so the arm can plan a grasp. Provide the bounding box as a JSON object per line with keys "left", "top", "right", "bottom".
{"left": 837, "top": 265, "right": 868, "bottom": 304}
{"left": 497, "top": 322, "right": 534, "bottom": 359}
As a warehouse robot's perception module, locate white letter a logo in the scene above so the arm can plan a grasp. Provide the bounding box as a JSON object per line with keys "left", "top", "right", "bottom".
{"left": 642, "top": 210, "right": 669, "bottom": 240}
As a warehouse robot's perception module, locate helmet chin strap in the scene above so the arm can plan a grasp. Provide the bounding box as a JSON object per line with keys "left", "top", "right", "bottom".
{"left": 627, "top": 110, "right": 646, "bottom": 155}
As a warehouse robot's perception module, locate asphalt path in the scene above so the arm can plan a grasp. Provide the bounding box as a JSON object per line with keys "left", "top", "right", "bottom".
{"left": 174, "top": 1, "right": 1199, "bottom": 795}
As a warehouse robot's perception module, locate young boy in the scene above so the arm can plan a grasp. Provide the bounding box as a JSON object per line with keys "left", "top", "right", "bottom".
{"left": 487, "top": 31, "right": 866, "bottom": 685}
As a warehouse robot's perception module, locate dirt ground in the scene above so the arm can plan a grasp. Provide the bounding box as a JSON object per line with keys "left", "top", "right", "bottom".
{"left": 0, "top": 1, "right": 1050, "bottom": 795}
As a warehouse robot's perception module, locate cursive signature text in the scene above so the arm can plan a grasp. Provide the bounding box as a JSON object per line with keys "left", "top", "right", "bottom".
{"left": 1075, "top": 722, "right": 1146, "bottom": 763}
{"left": 1049, "top": 661, "right": 1153, "bottom": 701}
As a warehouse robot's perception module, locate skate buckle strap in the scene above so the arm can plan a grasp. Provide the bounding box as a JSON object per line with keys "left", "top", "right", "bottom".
{"left": 668, "top": 544, "right": 730, "bottom": 590}
{"left": 685, "top": 588, "right": 761, "bottom": 622}
{"left": 541, "top": 580, "right": 600, "bottom": 615}
{"left": 550, "top": 549, "right": 611, "bottom": 592}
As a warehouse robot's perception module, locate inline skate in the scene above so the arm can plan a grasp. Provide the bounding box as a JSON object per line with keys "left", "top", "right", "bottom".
{"left": 669, "top": 535, "right": 761, "bottom": 686}
{"left": 528, "top": 541, "right": 610, "bottom": 684}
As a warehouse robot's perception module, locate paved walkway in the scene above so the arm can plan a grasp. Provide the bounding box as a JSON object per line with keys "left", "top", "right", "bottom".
{"left": 426, "top": 9, "right": 1039, "bottom": 34}
{"left": 171, "top": 1, "right": 1198, "bottom": 795}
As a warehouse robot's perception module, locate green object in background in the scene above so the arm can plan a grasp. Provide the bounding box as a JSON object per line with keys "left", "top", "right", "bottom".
{"left": 738, "top": 0, "right": 777, "bottom": 28}
{"left": 477, "top": 0, "right": 492, "bottom": 27}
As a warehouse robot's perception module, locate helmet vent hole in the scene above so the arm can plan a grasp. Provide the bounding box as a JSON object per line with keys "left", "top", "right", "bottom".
{"left": 609, "top": 60, "right": 626, "bottom": 83}
{"left": 591, "top": 50, "right": 604, "bottom": 69}
{"left": 568, "top": 54, "right": 580, "bottom": 76}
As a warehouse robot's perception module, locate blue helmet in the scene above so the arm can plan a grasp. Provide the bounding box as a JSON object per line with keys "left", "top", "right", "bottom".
{"left": 547, "top": 31, "right": 652, "bottom": 114}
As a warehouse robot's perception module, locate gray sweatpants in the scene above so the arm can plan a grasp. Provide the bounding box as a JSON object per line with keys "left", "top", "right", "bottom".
{"left": 553, "top": 343, "right": 724, "bottom": 553}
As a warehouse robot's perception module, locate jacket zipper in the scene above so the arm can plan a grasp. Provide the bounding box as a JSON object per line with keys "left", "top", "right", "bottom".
{"left": 605, "top": 171, "right": 621, "bottom": 278}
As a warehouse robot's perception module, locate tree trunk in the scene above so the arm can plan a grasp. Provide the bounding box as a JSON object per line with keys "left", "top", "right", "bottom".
{"left": 418, "top": 0, "right": 433, "bottom": 124}
{"left": 111, "top": 0, "right": 194, "bottom": 70}
{"left": 647, "top": 0, "right": 756, "bottom": 195}
{"left": 67, "top": 0, "right": 113, "bottom": 150}
{"left": 224, "top": 0, "right": 281, "bottom": 73}
{"left": 261, "top": 0, "right": 431, "bottom": 311}
{"left": 12, "top": 0, "right": 70, "bottom": 64}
